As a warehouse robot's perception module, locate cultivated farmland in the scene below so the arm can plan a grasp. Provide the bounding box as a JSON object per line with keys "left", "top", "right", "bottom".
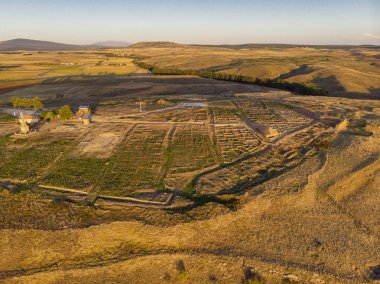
{"left": 0, "top": 50, "right": 379, "bottom": 283}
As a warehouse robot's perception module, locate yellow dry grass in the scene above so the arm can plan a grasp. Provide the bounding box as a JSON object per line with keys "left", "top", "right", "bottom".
{"left": 123, "top": 45, "right": 380, "bottom": 97}
{"left": 1, "top": 127, "right": 380, "bottom": 282}
{"left": 0, "top": 51, "right": 146, "bottom": 91}
{"left": 1, "top": 48, "right": 380, "bottom": 283}
{"left": 2, "top": 253, "right": 345, "bottom": 284}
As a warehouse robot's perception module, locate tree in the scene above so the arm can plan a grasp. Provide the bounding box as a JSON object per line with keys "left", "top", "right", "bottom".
{"left": 44, "top": 111, "right": 56, "bottom": 122}
{"left": 19, "top": 98, "right": 33, "bottom": 108}
{"left": 58, "top": 105, "right": 74, "bottom": 120}
{"left": 40, "top": 110, "right": 48, "bottom": 119}
{"left": 10, "top": 97, "right": 19, "bottom": 108}
{"left": 32, "top": 97, "right": 44, "bottom": 110}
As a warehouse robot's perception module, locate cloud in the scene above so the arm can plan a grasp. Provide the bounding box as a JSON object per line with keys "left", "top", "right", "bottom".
{"left": 363, "top": 33, "right": 380, "bottom": 40}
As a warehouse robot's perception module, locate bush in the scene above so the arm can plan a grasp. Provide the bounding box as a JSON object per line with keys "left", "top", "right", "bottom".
{"left": 176, "top": 260, "right": 188, "bottom": 282}
{"left": 242, "top": 266, "right": 264, "bottom": 284}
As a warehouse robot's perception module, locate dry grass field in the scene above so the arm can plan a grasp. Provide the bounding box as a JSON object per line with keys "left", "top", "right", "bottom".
{"left": 0, "top": 48, "right": 380, "bottom": 283}
{"left": 124, "top": 43, "right": 380, "bottom": 99}
{"left": 0, "top": 51, "right": 145, "bottom": 93}
{"left": 3, "top": 44, "right": 380, "bottom": 99}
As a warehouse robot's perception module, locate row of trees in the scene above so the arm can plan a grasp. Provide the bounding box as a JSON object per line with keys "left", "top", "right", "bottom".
{"left": 10, "top": 96, "right": 44, "bottom": 110}
{"left": 40, "top": 105, "right": 74, "bottom": 121}
{"left": 134, "top": 61, "right": 328, "bottom": 96}
{"left": 9, "top": 97, "right": 74, "bottom": 120}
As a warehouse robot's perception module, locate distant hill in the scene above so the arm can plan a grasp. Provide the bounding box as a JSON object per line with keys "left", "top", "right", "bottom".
{"left": 128, "top": 41, "right": 380, "bottom": 50}
{"left": 0, "top": 38, "right": 101, "bottom": 51}
{"left": 2, "top": 39, "right": 378, "bottom": 51}
{"left": 191, "top": 43, "right": 380, "bottom": 50}
{"left": 129, "top": 41, "right": 184, "bottom": 48}
{"left": 93, "top": 41, "right": 131, "bottom": 47}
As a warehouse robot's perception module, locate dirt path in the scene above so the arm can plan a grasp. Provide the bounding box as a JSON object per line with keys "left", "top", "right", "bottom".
{"left": 111, "top": 105, "right": 182, "bottom": 119}
{"left": 38, "top": 184, "right": 174, "bottom": 207}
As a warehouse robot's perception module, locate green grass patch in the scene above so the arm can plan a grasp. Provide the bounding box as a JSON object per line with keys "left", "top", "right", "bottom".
{"left": 42, "top": 157, "right": 109, "bottom": 190}
{"left": 0, "top": 135, "right": 76, "bottom": 180}
{"left": 0, "top": 112, "right": 16, "bottom": 122}
{"left": 168, "top": 125, "right": 217, "bottom": 173}
{"left": 43, "top": 125, "right": 169, "bottom": 196}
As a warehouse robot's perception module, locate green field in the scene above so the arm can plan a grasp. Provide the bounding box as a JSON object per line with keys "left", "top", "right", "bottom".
{"left": 99, "top": 124, "right": 168, "bottom": 195}
{"left": 0, "top": 135, "right": 76, "bottom": 180}
{"left": 167, "top": 124, "right": 218, "bottom": 173}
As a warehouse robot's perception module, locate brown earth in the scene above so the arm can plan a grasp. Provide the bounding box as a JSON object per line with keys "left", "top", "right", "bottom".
{"left": 0, "top": 92, "right": 379, "bottom": 283}
{"left": 0, "top": 50, "right": 380, "bottom": 283}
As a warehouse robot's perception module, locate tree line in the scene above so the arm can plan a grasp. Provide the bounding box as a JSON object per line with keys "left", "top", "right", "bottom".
{"left": 9, "top": 96, "right": 74, "bottom": 121}
{"left": 10, "top": 96, "right": 44, "bottom": 110}
{"left": 40, "top": 105, "right": 74, "bottom": 121}
{"left": 134, "top": 61, "right": 328, "bottom": 96}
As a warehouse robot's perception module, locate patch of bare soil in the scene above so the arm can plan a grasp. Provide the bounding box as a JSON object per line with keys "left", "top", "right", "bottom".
{"left": 76, "top": 133, "right": 123, "bottom": 158}
{"left": 74, "top": 123, "right": 132, "bottom": 158}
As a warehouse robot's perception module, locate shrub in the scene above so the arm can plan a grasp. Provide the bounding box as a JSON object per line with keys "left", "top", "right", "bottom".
{"left": 242, "top": 266, "right": 264, "bottom": 284}
{"left": 176, "top": 260, "right": 188, "bottom": 282}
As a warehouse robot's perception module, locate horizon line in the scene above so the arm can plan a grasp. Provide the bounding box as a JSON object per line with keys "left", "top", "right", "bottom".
{"left": 2, "top": 37, "right": 380, "bottom": 47}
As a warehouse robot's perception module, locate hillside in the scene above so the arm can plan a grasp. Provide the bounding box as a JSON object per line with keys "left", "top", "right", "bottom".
{"left": 127, "top": 43, "right": 380, "bottom": 99}
{"left": 191, "top": 43, "right": 380, "bottom": 50}
{"left": 1, "top": 40, "right": 380, "bottom": 99}
{"left": 0, "top": 38, "right": 100, "bottom": 51}
{"left": 128, "top": 41, "right": 184, "bottom": 48}
{"left": 0, "top": 90, "right": 379, "bottom": 283}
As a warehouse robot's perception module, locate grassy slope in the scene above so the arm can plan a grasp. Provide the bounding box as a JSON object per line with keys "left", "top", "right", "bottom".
{"left": 124, "top": 45, "right": 380, "bottom": 98}
{"left": 1, "top": 127, "right": 380, "bottom": 283}
{"left": 1, "top": 46, "right": 379, "bottom": 98}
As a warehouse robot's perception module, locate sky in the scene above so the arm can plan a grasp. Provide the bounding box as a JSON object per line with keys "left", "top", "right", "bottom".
{"left": 0, "top": 0, "right": 379, "bottom": 45}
